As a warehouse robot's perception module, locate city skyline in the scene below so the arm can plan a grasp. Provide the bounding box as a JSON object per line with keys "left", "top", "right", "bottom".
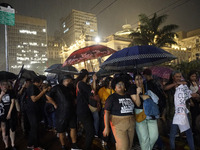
{"left": 0, "top": 0, "right": 200, "bottom": 38}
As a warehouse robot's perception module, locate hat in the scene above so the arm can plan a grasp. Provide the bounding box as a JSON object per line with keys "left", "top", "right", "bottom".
{"left": 143, "top": 68, "right": 152, "bottom": 76}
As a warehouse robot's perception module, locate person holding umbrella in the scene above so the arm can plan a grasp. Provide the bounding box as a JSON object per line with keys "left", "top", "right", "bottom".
{"left": 0, "top": 80, "right": 17, "bottom": 150}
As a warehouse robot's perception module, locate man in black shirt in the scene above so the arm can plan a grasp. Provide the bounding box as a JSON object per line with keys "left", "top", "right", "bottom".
{"left": 26, "top": 77, "right": 48, "bottom": 150}
{"left": 46, "top": 75, "right": 80, "bottom": 150}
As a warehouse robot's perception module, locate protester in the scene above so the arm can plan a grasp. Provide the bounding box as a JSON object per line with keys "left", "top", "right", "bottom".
{"left": 75, "top": 69, "right": 95, "bottom": 150}
{"left": 164, "top": 70, "right": 196, "bottom": 150}
{"left": 0, "top": 80, "right": 17, "bottom": 150}
{"left": 187, "top": 70, "right": 200, "bottom": 134}
{"left": 103, "top": 77, "right": 135, "bottom": 150}
{"left": 98, "top": 77, "right": 114, "bottom": 149}
{"left": 18, "top": 79, "right": 32, "bottom": 135}
{"left": 46, "top": 75, "right": 80, "bottom": 150}
{"left": 129, "top": 73, "right": 158, "bottom": 150}
{"left": 26, "top": 77, "right": 48, "bottom": 150}
{"left": 143, "top": 68, "right": 166, "bottom": 149}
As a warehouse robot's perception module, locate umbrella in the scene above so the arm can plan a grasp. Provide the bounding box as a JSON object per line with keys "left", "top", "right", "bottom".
{"left": 45, "top": 64, "right": 79, "bottom": 75}
{"left": 21, "top": 69, "right": 38, "bottom": 79}
{"left": 0, "top": 71, "right": 17, "bottom": 81}
{"left": 63, "top": 45, "right": 116, "bottom": 66}
{"left": 100, "top": 45, "right": 176, "bottom": 71}
{"left": 149, "top": 66, "right": 174, "bottom": 79}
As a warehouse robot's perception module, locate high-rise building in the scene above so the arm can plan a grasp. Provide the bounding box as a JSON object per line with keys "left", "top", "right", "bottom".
{"left": 60, "top": 9, "right": 98, "bottom": 46}
{"left": 7, "top": 14, "right": 48, "bottom": 74}
{"left": 47, "top": 36, "right": 62, "bottom": 67}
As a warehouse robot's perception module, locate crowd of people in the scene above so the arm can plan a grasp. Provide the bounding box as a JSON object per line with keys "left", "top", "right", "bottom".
{"left": 0, "top": 68, "right": 200, "bottom": 150}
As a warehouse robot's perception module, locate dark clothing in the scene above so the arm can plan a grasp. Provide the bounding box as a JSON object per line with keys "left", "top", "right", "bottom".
{"left": 164, "top": 83, "right": 176, "bottom": 122}
{"left": 76, "top": 81, "right": 92, "bottom": 117}
{"left": 128, "top": 84, "right": 144, "bottom": 109}
{"left": 0, "top": 89, "right": 17, "bottom": 135}
{"left": 26, "top": 84, "right": 43, "bottom": 148}
{"left": 78, "top": 114, "right": 94, "bottom": 150}
{"left": 0, "top": 90, "right": 16, "bottom": 121}
{"left": 46, "top": 84, "right": 76, "bottom": 132}
{"left": 145, "top": 79, "right": 166, "bottom": 114}
{"left": 26, "top": 84, "right": 43, "bottom": 118}
{"left": 76, "top": 81, "right": 94, "bottom": 149}
{"left": 104, "top": 93, "right": 134, "bottom": 116}
{"left": 27, "top": 112, "right": 40, "bottom": 148}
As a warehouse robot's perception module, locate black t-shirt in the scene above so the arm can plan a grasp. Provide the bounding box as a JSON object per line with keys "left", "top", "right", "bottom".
{"left": 26, "top": 84, "right": 43, "bottom": 114}
{"left": 128, "top": 84, "right": 144, "bottom": 109}
{"left": 46, "top": 84, "right": 74, "bottom": 120}
{"left": 0, "top": 89, "right": 16, "bottom": 119}
{"left": 76, "top": 81, "right": 92, "bottom": 116}
{"left": 104, "top": 93, "right": 134, "bottom": 116}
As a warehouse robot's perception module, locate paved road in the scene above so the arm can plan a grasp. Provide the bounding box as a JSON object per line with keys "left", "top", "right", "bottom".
{"left": 0, "top": 125, "right": 200, "bottom": 150}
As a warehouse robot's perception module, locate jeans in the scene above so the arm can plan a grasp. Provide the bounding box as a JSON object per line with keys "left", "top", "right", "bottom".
{"left": 78, "top": 114, "right": 94, "bottom": 150}
{"left": 92, "top": 111, "right": 99, "bottom": 136}
{"left": 170, "top": 124, "right": 195, "bottom": 150}
{"left": 135, "top": 109, "right": 158, "bottom": 150}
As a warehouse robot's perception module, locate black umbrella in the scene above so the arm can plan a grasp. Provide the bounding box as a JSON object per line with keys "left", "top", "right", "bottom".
{"left": 21, "top": 69, "right": 37, "bottom": 79}
{"left": 0, "top": 71, "right": 17, "bottom": 81}
{"left": 45, "top": 64, "right": 79, "bottom": 75}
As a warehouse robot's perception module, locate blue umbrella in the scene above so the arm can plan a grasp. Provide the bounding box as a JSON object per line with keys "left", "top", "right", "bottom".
{"left": 100, "top": 45, "right": 176, "bottom": 71}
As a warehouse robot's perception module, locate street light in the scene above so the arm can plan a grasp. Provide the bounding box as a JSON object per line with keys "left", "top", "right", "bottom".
{"left": 95, "top": 36, "right": 100, "bottom": 43}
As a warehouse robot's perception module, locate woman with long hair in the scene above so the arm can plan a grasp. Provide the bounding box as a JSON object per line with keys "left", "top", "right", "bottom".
{"left": 129, "top": 73, "right": 158, "bottom": 150}
{"left": 187, "top": 70, "right": 200, "bottom": 134}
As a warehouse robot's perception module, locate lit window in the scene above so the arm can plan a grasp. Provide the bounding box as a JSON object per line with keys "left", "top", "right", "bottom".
{"left": 63, "top": 22, "right": 66, "bottom": 28}
{"left": 64, "top": 28, "right": 69, "bottom": 33}
{"left": 90, "top": 29, "right": 94, "bottom": 32}
{"left": 86, "top": 21, "right": 90, "bottom": 25}
{"left": 19, "top": 30, "right": 37, "bottom": 35}
{"left": 42, "top": 29, "right": 46, "bottom": 32}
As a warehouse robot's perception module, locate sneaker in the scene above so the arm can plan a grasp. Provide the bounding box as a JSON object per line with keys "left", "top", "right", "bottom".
{"left": 103, "top": 144, "right": 109, "bottom": 150}
{"left": 27, "top": 145, "right": 34, "bottom": 149}
{"left": 11, "top": 146, "right": 17, "bottom": 150}
{"left": 94, "top": 135, "right": 98, "bottom": 138}
{"left": 71, "top": 143, "right": 82, "bottom": 150}
{"left": 62, "top": 145, "right": 67, "bottom": 150}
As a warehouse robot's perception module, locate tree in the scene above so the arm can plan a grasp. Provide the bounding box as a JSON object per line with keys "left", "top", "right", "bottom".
{"left": 129, "top": 13, "right": 179, "bottom": 48}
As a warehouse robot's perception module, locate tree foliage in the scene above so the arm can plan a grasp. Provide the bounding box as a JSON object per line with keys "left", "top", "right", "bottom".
{"left": 129, "top": 13, "right": 179, "bottom": 48}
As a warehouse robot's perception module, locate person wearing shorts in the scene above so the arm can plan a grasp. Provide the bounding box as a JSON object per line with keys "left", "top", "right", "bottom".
{"left": 46, "top": 75, "right": 80, "bottom": 150}
{"left": 0, "top": 80, "right": 17, "bottom": 150}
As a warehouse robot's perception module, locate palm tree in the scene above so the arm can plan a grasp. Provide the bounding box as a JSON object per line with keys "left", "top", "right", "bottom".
{"left": 129, "top": 13, "right": 179, "bottom": 48}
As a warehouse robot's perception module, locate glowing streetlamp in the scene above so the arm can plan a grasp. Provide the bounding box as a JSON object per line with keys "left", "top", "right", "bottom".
{"left": 95, "top": 36, "right": 100, "bottom": 43}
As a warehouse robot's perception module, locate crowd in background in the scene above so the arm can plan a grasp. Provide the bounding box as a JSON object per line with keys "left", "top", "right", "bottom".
{"left": 0, "top": 68, "right": 200, "bottom": 150}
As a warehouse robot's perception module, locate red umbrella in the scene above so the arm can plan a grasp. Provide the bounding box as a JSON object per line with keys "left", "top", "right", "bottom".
{"left": 63, "top": 45, "right": 116, "bottom": 66}
{"left": 150, "top": 66, "right": 174, "bottom": 79}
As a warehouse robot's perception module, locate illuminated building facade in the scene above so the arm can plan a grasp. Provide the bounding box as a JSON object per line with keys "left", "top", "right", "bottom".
{"left": 47, "top": 36, "right": 62, "bottom": 67}
{"left": 7, "top": 14, "right": 48, "bottom": 74}
{"left": 61, "top": 9, "right": 98, "bottom": 46}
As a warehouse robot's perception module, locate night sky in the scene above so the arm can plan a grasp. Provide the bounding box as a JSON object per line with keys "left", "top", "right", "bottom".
{"left": 0, "top": 0, "right": 200, "bottom": 38}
